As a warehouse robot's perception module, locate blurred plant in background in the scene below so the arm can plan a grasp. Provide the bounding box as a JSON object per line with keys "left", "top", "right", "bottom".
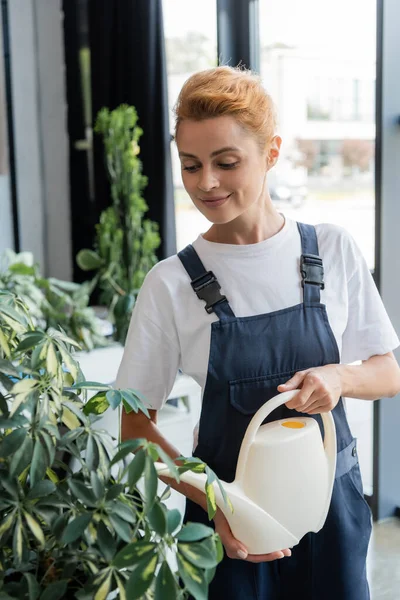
{"left": 77, "top": 105, "right": 161, "bottom": 345}
{"left": 0, "top": 250, "right": 107, "bottom": 351}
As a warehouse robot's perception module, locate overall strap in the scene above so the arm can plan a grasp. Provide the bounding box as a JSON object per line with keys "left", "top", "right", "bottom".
{"left": 296, "top": 222, "right": 325, "bottom": 304}
{"left": 178, "top": 245, "right": 235, "bottom": 320}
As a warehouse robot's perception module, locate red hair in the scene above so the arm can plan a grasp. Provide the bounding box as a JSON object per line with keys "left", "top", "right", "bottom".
{"left": 174, "top": 66, "right": 277, "bottom": 151}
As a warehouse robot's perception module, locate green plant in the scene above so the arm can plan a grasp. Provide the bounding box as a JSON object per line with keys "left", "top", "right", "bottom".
{"left": 77, "top": 105, "right": 161, "bottom": 344}
{"left": 0, "top": 290, "right": 226, "bottom": 599}
{"left": 0, "top": 250, "right": 108, "bottom": 351}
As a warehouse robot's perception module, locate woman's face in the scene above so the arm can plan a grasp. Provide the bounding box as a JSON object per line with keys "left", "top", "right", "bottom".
{"left": 176, "top": 115, "right": 280, "bottom": 225}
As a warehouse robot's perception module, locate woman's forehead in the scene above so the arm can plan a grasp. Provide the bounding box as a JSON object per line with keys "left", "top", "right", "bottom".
{"left": 176, "top": 116, "right": 254, "bottom": 152}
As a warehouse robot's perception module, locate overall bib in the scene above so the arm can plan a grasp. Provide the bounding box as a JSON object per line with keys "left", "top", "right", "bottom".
{"left": 179, "top": 223, "right": 372, "bottom": 600}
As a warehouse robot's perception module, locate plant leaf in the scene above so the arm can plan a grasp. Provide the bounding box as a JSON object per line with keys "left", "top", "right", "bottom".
{"left": 0, "top": 358, "right": 20, "bottom": 377}
{"left": 23, "top": 511, "right": 45, "bottom": 546}
{"left": 46, "top": 342, "right": 58, "bottom": 378}
{"left": 23, "top": 572, "right": 40, "bottom": 600}
{"left": 166, "top": 508, "right": 182, "bottom": 535}
{"left": 108, "top": 514, "right": 132, "bottom": 543}
{"left": 128, "top": 449, "right": 146, "bottom": 489}
{"left": 94, "top": 571, "right": 112, "bottom": 600}
{"left": 83, "top": 391, "right": 109, "bottom": 416}
{"left": 144, "top": 455, "right": 158, "bottom": 507}
{"left": 96, "top": 521, "right": 116, "bottom": 562}
{"left": 9, "top": 434, "right": 33, "bottom": 477}
{"left": 106, "top": 389, "right": 121, "bottom": 409}
{"left": 112, "top": 541, "right": 158, "bottom": 569}
{"left": 177, "top": 553, "right": 208, "bottom": 600}
{"left": 147, "top": 502, "right": 167, "bottom": 537}
{"left": 176, "top": 523, "right": 215, "bottom": 543}
{"left": 90, "top": 471, "right": 104, "bottom": 500}
{"left": 0, "top": 428, "right": 27, "bottom": 458}
{"left": 109, "top": 438, "right": 144, "bottom": 466}
{"left": 125, "top": 553, "right": 158, "bottom": 600}
{"left": 70, "top": 381, "right": 111, "bottom": 391}
{"left": 61, "top": 513, "right": 92, "bottom": 544}
{"left": 68, "top": 479, "right": 97, "bottom": 507}
{"left": 206, "top": 481, "right": 217, "bottom": 520}
{"left": 39, "top": 580, "right": 68, "bottom": 600}
{"left": 15, "top": 333, "right": 45, "bottom": 353}
{"left": 27, "top": 480, "right": 56, "bottom": 499}
{"left": 30, "top": 440, "right": 47, "bottom": 487}
{"left": 178, "top": 539, "right": 218, "bottom": 569}
{"left": 154, "top": 561, "right": 178, "bottom": 600}
{"left": 0, "top": 509, "right": 16, "bottom": 537}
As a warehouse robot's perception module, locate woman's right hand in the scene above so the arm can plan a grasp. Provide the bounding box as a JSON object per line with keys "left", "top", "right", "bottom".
{"left": 213, "top": 509, "right": 292, "bottom": 563}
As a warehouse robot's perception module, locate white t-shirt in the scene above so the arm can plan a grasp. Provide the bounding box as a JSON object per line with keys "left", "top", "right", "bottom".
{"left": 116, "top": 217, "right": 399, "bottom": 410}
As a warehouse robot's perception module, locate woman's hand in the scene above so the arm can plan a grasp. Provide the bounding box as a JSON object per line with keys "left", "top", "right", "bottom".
{"left": 213, "top": 509, "right": 292, "bottom": 563}
{"left": 278, "top": 364, "right": 342, "bottom": 414}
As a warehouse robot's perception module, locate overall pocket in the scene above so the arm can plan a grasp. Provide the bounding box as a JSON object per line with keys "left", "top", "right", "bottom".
{"left": 229, "top": 372, "right": 296, "bottom": 418}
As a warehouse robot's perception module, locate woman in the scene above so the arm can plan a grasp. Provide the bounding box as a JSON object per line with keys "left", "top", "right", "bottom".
{"left": 117, "top": 66, "right": 400, "bottom": 599}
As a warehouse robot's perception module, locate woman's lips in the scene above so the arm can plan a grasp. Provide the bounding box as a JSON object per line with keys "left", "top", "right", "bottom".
{"left": 199, "top": 193, "right": 232, "bottom": 208}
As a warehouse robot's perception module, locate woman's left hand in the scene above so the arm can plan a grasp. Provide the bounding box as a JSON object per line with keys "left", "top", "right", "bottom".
{"left": 277, "top": 364, "right": 342, "bottom": 414}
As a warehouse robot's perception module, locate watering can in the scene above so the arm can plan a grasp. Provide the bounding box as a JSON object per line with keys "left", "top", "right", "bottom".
{"left": 155, "top": 390, "right": 337, "bottom": 555}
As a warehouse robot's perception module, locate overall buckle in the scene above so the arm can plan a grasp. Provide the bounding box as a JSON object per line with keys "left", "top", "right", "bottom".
{"left": 191, "top": 271, "right": 227, "bottom": 314}
{"left": 300, "top": 254, "right": 325, "bottom": 289}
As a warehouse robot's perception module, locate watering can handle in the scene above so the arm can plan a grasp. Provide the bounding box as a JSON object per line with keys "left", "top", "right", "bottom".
{"left": 235, "top": 390, "right": 336, "bottom": 486}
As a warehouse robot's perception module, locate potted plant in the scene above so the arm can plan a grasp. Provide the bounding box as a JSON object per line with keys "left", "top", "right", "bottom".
{"left": 0, "top": 290, "right": 227, "bottom": 599}
{"left": 77, "top": 105, "right": 161, "bottom": 345}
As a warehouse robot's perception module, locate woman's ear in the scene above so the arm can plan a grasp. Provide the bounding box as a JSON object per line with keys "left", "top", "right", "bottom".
{"left": 266, "top": 135, "right": 282, "bottom": 171}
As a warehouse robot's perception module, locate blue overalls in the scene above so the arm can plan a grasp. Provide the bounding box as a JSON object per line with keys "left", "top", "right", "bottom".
{"left": 178, "top": 223, "right": 372, "bottom": 600}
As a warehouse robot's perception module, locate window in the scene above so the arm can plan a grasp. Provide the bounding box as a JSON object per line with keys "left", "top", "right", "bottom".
{"left": 163, "top": 0, "right": 218, "bottom": 250}
{"left": 260, "top": 0, "right": 376, "bottom": 272}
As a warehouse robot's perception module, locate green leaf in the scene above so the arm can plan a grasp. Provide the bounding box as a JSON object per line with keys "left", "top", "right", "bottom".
{"left": 144, "top": 455, "right": 158, "bottom": 506}
{"left": 15, "top": 333, "right": 45, "bottom": 353}
{"left": 125, "top": 553, "right": 158, "bottom": 600}
{"left": 122, "top": 390, "right": 150, "bottom": 418}
{"left": 85, "top": 434, "right": 99, "bottom": 471}
{"left": 147, "top": 502, "right": 167, "bottom": 537}
{"left": 128, "top": 449, "right": 146, "bottom": 488}
{"left": 166, "top": 508, "right": 182, "bottom": 535}
{"left": 176, "top": 523, "right": 214, "bottom": 543}
{"left": 94, "top": 571, "right": 112, "bottom": 600}
{"left": 70, "top": 381, "right": 111, "bottom": 391}
{"left": 13, "top": 517, "right": 23, "bottom": 564}
{"left": 96, "top": 521, "right": 116, "bottom": 561}
{"left": 30, "top": 440, "right": 47, "bottom": 487}
{"left": 23, "top": 572, "right": 40, "bottom": 600}
{"left": 178, "top": 539, "right": 218, "bottom": 569}
{"left": 109, "top": 514, "right": 132, "bottom": 543}
{"left": 106, "top": 389, "right": 121, "bottom": 410}
{"left": 0, "top": 358, "right": 20, "bottom": 377}
{"left": 90, "top": 471, "right": 104, "bottom": 500}
{"left": 61, "top": 513, "right": 92, "bottom": 544}
{"left": 0, "top": 304, "right": 28, "bottom": 327}
{"left": 27, "top": 480, "right": 56, "bottom": 499}
{"left": 110, "top": 501, "right": 135, "bottom": 523}
{"left": 46, "top": 342, "right": 58, "bottom": 378}
{"left": 39, "top": 580, "right": 68, "bottom": 600}
{"left": 83, "top": 391, "right": 109, "bottom": 416}
{"left": 177, "top": 552, "right": 208, "bottom": 600}
{"left": 8, "top": 262, "right": 35, "bottom": 276}
{"left": 105, "top": 483, "right": 124, "bottom": 501}
{"left": 0, "top": 509, "right": 16, "bottom": 537}
{"left": 110, "top": 438, "right": 144, "bottom": 466}
{"left": 0, "top": 326, "right": 11, "bottom": 357}
{"left": 10, "top": 378, "right": 38, "bottom": 416}
{"left": 0, "top": 428, "right": 27, "bottom": 458}
{"left": 206, "top": 481, "right": 217, "bottom": 520}
{"left": 76, "top": 249, "right": 104, "bottom": 271}
{"left": 154, "top": 561, "right": 178, "bottom": 600}
{"left": 154, "top": 446, "right": 180, "bottom": 481}
{"left": 23, "top": 511, "right": 45, "bottom": 546}
{"left": 112, "top": 541, "right": 157, "bottom": 569}
{"left": 68, "top": 479, "right": 97, "bottom": 506}
{"left": 9, "top": 434, "right": 33, "bottom": 477}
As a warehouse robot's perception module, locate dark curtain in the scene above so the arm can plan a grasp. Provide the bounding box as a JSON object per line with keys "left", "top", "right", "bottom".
{"left": 89, "top": 0, "right": 176, "bottom": 259}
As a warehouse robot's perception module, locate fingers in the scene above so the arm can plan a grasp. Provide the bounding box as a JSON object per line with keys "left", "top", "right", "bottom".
{"left": 278, "top": 370, "right": 307, "bottom": 392}
{"left": 214, "top": 512, "right": 249, "bottom": 560}
{"left": 246, "top": 548, "right": 292, "bottom": 563}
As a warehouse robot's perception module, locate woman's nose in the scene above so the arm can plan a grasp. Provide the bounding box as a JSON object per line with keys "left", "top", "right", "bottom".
{"left": 197, "top": 168, "right": 219, "bottom": 192}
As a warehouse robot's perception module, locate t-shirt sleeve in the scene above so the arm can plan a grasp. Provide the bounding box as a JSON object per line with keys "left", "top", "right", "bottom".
{"left": 115, "top": 268, "right": 181, "bottom": 410}
{"left": 341, "top": 233, "right": 399, "bottom": 364}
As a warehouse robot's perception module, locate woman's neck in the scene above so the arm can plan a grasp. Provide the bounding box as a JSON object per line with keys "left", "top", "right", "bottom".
{"left": 203, "top": 206, "right": 285, "bottom": 246}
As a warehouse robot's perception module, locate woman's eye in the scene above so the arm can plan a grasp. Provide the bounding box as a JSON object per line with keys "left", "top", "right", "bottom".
{"left": 218, "top": 162, "right": 239, "bottom": 170}
{"left": 182, "top": 165, "right": 199, "bottom": 172}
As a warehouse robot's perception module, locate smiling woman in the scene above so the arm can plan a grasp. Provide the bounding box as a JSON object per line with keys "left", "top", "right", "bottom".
{"left": 116, "top": 65, "right": 400, "bottom": 600}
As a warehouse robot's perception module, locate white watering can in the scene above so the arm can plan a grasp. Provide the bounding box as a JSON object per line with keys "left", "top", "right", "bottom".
{"left": 156, "top": 390, "right": 337, "bottom": 555}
